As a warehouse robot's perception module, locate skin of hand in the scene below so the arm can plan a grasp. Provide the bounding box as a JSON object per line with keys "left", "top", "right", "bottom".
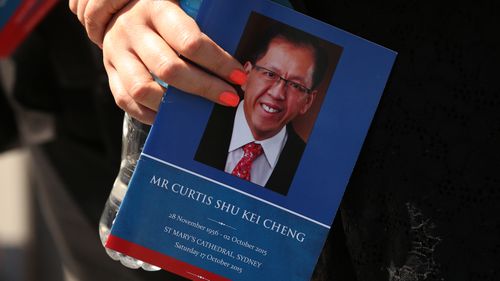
{"left": 69, "top": 0, "right": 131, "bottom": 48}
{"left": 71, "top": 0, "right": 246, "bottom": 124}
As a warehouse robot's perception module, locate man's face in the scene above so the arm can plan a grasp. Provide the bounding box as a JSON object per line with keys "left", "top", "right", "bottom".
{"left": 242, "top": 38, "right": 317, "bottom": 141}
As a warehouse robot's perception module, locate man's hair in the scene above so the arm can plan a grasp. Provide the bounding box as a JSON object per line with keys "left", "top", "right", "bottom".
{"left": 249, "top": 26, "right": 328, "bottom": 89}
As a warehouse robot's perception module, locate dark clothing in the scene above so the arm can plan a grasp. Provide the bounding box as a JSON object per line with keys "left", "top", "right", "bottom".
{"left": 195, "top": 104, "right": 305, "bottom": 195}
{"left": 294, "top": 1, "right": 500, "bottom": 281}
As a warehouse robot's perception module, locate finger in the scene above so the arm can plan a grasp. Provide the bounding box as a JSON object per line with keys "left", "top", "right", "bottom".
{"left": 76, "top": 0, "right": 89, "bottom": 25}
{"left": 105, "top": 62, "right": 157, "bottom": 124}
{"left": 105, "top": 46, "right": 166, "bottom": 111}
{"left": 69, "top": 0, "right": 78, "bottom": 15}
{"left": 151, "top": 1, "right": 247, "bottom": 86}
{"left": 132, "top": 27, "right": 240, "bottom": 107}
{"left": 84, "top": 0, "right": 131, "bottom": 48}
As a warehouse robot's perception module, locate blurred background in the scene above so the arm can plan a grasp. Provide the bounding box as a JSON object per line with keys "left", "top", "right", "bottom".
{"left": 0, "top": 2, "right": 125, "bottom": 280}
{"left": 0, "top": 148, "right": 29, "bottom": 281}
{"left": 0, "top": 3, "right": 184, "bottom": 281}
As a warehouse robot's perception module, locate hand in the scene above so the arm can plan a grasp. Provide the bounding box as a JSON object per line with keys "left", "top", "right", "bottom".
{"left": 72, "top": 0, "right": 246, "bottom": 124}
{"left": 69, "top": 0, "right": 131, "bottom": 48}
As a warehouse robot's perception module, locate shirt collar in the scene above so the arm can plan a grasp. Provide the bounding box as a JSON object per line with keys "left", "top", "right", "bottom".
{"left": 228, "top": 100, "right": 288, "bottom": 168}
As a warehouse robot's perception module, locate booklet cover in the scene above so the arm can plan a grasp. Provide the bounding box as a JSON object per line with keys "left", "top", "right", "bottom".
{"left": 107, "top": 0, "right": 396, "bottom": 280}
{"left": 0, "top": 0, "right": 57, "bottom": 57}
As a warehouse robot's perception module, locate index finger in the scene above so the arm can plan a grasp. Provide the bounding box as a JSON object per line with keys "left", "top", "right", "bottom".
{"left": 150, "top": 1, "right": 247, "bottom": 85}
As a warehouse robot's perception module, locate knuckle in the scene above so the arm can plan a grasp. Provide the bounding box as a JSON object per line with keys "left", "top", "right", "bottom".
{"left": 114, "top": 94, "right": 131, "bottom": 110}
{"left": 102, "top": 42, "right": 113, "bottom": 60}
{"left": 178, "top": 32, "right": 203, "bottom": 57}
{"left": 157, "top": 59, "right": 183, "bottom": 82}
{"left": 110, "top": 0, "right": 130, "bottom": 13}
{"left": 109, "top": 0, "right": 122, "bottom": 12}
{"left": 110, "top": 12, "right": 128, "bottom": 32}
{"left": 114, "top": 15, "right": 127, "bottom": 30}
{"left": 84, "top": 15, "right": 99, "bottom": 41}
{"left": 102, "top": 16, "right": 126, "bottom": 45}
{"left": 129, "top": 80, "right": 150, "bottom": 102}
{"left": 69, "top": 0, "right": 77, "bottom": 14}
{"left": 102, "top": 30, "right": 114, "bottom": 50}
{"left": 77, "top": 12, "right": 85, "bottom": 25}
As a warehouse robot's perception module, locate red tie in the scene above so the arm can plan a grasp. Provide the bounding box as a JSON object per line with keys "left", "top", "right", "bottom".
{"left": 231, "top": 142, "right": 263, "bottom": 181}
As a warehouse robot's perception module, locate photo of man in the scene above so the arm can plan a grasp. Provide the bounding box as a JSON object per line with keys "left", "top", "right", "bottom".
{"left": 195, "top": 13, "right": 341, "bottom": 195}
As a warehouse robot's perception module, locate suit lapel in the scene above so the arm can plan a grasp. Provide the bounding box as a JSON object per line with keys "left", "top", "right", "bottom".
{"left": 265, "top": 126, "right": 306, "bottom": 195}
{"left": 194, "top": 104, "right": 236, "bottom": 170}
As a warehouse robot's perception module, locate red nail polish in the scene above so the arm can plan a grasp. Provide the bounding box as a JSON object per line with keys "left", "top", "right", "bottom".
{"left": 219, "top": 92, "right": 240, "bottom": 107}
{"left": 229, "top": 69, "right": 247, "bottom": 85}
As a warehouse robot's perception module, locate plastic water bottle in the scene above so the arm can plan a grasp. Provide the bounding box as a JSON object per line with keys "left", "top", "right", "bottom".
{"left": 98, "top": 0, "right": 202, "bottom": 271}
{"left": 98, "top": 113, "right": 160, "bottom": 270}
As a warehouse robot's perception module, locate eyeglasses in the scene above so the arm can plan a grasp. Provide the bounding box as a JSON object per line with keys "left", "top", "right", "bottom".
{"left": 253, "top": 65, "right": 313, "bottom": 95}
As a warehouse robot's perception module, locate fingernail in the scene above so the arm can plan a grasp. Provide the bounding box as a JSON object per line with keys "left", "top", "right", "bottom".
{"left": 219, "top": 92, "right": 240, "bottom": 107}
{"left": 229, "top": 69, "right": 247, "bottom": 85}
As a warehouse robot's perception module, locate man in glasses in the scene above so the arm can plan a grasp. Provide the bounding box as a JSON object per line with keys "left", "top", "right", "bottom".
{"left": 196, "top": 27, "right": 327, "bottom": 195}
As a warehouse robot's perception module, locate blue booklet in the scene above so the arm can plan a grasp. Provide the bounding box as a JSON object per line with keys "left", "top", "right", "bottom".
{"left": 107, "top": 0, "right": 396, "bottom": 280}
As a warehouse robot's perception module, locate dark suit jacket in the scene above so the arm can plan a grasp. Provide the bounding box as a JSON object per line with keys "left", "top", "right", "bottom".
{"left": 194, "top": 104, "right": 306, "bottom": 195}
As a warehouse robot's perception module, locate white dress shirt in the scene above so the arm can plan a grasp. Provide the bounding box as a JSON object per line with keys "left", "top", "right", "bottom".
{"left": 225, "top": 101, "right": 288, "bottom": 186}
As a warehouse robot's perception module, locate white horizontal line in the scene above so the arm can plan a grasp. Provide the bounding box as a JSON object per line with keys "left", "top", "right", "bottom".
{"left": 142, "top": 153, "right": 330, "bottom": 229}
